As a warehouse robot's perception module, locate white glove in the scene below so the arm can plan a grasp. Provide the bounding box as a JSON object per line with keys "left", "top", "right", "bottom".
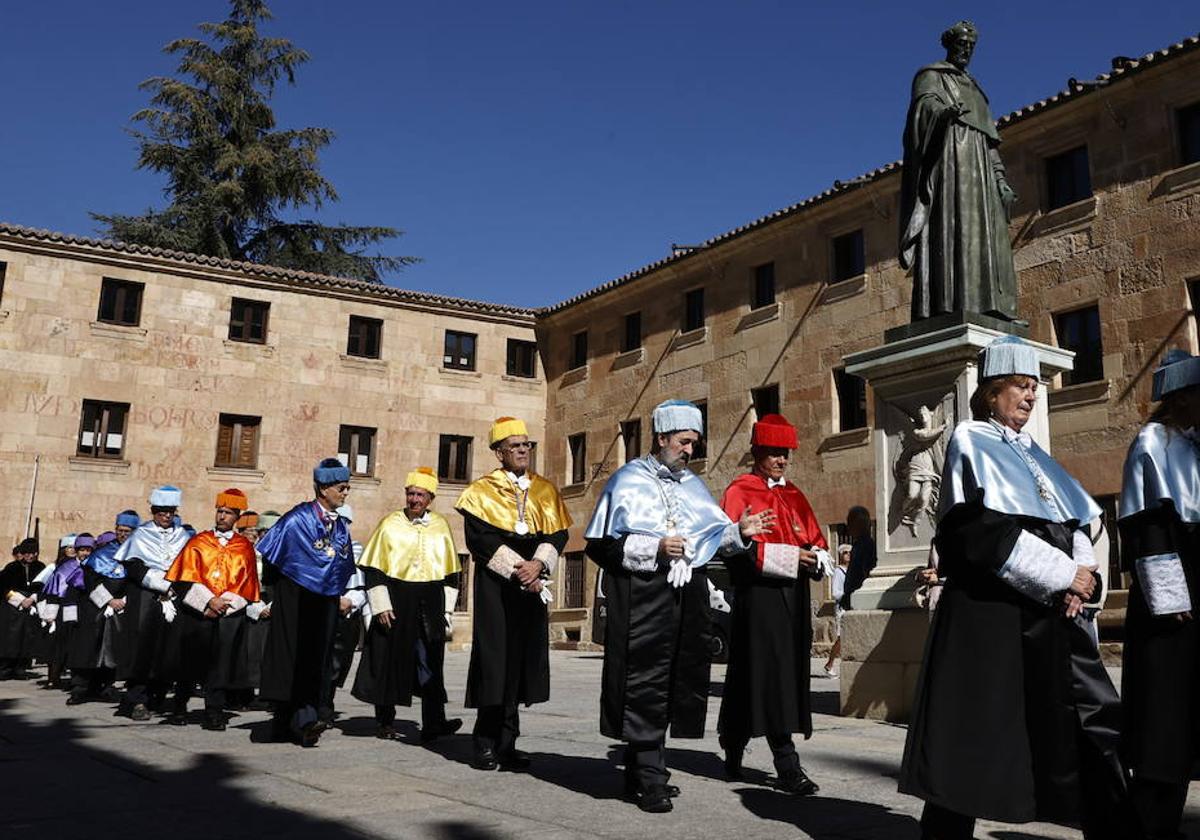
{"left": 667, "top": 559, "right": 693, "bottom": 589}
{"left": 539, "top": 583, "right": 554, "bottom": 605}
{"left": 161, "top": 600, "right": 177, "bottom": 623}
{"left": 103, "top": 606, "right": 115, "bottom": 618}
{"left": 45, "top": 621, "right": 56, "bottom": 634}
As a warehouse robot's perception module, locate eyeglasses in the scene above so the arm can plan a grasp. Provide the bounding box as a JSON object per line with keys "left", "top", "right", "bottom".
{"left": 503, "top": 442, "right": 536, "bottom": 452}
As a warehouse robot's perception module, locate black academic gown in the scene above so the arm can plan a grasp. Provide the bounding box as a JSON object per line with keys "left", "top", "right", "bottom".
{"left": 1119, "top": 503, "right": 1200, "bottom": 786}
{"left": 899, "top": 502, "right": 1129, "bottom": 830}
{"left": 166, "top": 581, "right": 254, "bottom": 692}
{"left": 67, "top": 566, "right": 126, "bottom": 672}
{"left": 258, "top": 564, "right": 338, "bottom": 707}
{"left": 241, "top": 576, "right": 272, "bottom": 689}
{"left": 718, "top": 546, "right": 819, "bottom": 741}
{"left": 0, "top": 560, "right": 46, "bottom": 665}
{"left": 352, "top": 567, "right": 447, "bottom": 707}
{"left": 587, "top": 536, "right": 712, "bottom": 743}
{"left": 114, "top": 560, "right": 171, "bottom": 683}
{"left": 462, "top": 512, "right": 565, "bottom": 709}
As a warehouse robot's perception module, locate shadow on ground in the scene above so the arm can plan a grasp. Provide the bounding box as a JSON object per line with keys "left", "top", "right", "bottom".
{"left": 736, "top": 786, "right": 921, "bottom": 839}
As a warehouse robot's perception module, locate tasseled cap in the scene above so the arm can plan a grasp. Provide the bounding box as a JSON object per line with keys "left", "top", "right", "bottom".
{"left": 115, "top": 510, "right": 140, "bottom": 528}
{"left": 489, "top": 417, "right": 528, "bottom": 447}
{"left": 258, "top": 510, "right": 282, "bottom": 530}
{"left": 236, "top": 510, "right": 259, "bottom": 530}
{"left": 405, "top": 467, "right": 439, "bottom": 496}
{"left": 751, "top": 413, "right": 798, "bottom": 449}
{"left": 216, "top": 488, "right": 248, "bottom": 511}
{"left": 73, "top": 533, "right": 96, "bottom": 550}
{"left": 653, "top": 400, "right": 703, "bottom": 434}
{"left": 59, "top": 534, "right": 77, "bottom": 548}
{"left": 314, "top": 458, "right": 351, "bottom": 485}
{"left": 149, "top": 485, "right": 183, "bottom": 508}
{"left": 14, "top": 537, "right": 38, "bottom": 555}
{"left": 978, "top": 335, "right": 1039, "bottom": 380}
{"left": 1151, "top": 348, "right": 1200, "bottom": 401}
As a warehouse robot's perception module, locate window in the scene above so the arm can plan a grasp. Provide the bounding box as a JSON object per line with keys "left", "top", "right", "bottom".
{"left": 215, "top": 414, "right": 261, "bottom": 469}
{"left": 337, "top": 425, "right": 376, "bottom": 477}
{"left": 752, "top": 262, "right": 776, "bottom": 309}
{"left": 832, "top": 229, "right": 865, "bottom": 282}
{"left": 752, "top": 384, "right": 780, "bottom": 419}
{"left": 563, "top": 552, "right": 586, "bottom": 609}
{"left": 97, "top": 278, "right": 144, "bottom": 327}
{"left": 506, "top": 338, "right": 537, "bottom": 378}
{"left": 228, "top": 298, "right": 269, "bottom": 344}
{"left": 834, "top": 369, "right": 867, "bottom": 431}
{"left": 693, "top": 400, "right": 709, "bottom": 460}
{"left": 568, "top": 433, "right": 587, "bottom": 485}
{"left": 453, "top": 557, "right": 470, "bottom": 611}
{"left": 77, "top": 400, "right": 129, "bottom": 459}
{"left": 620, "top": 418, "right": 642, "bottom": 463}
{"left": 622, "top": 311, "right": 642, "bottom": 353}
{"left": 684, "top": 287, "right": 705, "bottom": 332}
{"left": 570, "top": 330, "right": 588, "bottom": 370}
{"left": 1179, "top": 101, "right": 1200, "bottom": 166}
{"left": 444, "top": 330, "right": 477, "bottom": 371}
{"left": 1055, "top": 305, "right": 1103, "bottom": 386}
{"left": 1045, "top": 145, "right": 1092, "bottom": 210}
{"left": 1190, "top": 278, "right": 1200, "bottom": 332}
{"left": 437, "top": 434, "right": 472, "bottom": 483}
{"left": 347, "top": 315, "right": 382, "bottom": 359}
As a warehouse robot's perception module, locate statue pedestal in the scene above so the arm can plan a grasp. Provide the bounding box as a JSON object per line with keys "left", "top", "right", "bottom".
{"left": 835, "top": 316, "right": 1073, "bottom": 721}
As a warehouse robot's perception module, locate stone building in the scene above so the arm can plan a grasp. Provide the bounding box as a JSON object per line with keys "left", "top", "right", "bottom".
{"left": 0, "top": 225, "right": 547, "bottom": 641}
{"left": 536, "top": 33, "right": 1200, "bottom": 646}
{"left": 1, "top": 33, "right": 1199, "bottom": 651}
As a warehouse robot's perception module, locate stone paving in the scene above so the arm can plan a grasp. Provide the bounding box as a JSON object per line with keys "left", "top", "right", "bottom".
{"left": 1, "top": 651, "right": 1196, "bottom": 839}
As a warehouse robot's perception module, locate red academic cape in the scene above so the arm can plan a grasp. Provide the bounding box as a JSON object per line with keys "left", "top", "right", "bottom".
{"left": 720, "top": 473, "right": 827, "bottom": 570}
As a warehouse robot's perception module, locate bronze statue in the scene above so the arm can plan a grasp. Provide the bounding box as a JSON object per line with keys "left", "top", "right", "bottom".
{"left": 899, "top": 21, "right": 1021, "bottom": 324}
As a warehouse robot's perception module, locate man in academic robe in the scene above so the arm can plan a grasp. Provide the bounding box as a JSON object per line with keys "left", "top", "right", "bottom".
{"left": 0, "top": 537, "right": 46, "bottom": 680}
{"left": 318, "top": 504, "right": 367, "bottom": 725}
{"left": 66, "top": 526, "right": 130, "bottom": 704}
{"left": 1118, "top": 349, "right": 1200, "bottom": 839}
{"left": 113, "top": 486, "right": 191, "bottom": 720}
{"left": 718, "top": 414, "right": 832, "bottom": 796}
{"left": 455, "top": 417, "right": 571, "bottom": 771}
{"left": 353, "top": 467, "right": 463, "bottom": 742}
{"left": 584, "top": 400, "right": 773, "bottom": 813}
{"left": 164, "top": 488, "right": 262, "bottom": 731}
{"left": 239, "top": 510, "right": 280, "bottom": 702}
{"left": 899, "top": 20, "right": 1020, "bottom": 323}
{"left": 256, "top": 459, "right": 355, "bottom": 746}
{"left": 33, "top": 534, "right": 85, "bottom": 689}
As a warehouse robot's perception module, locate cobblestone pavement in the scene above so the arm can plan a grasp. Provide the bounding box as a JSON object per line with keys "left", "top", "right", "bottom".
{"left": 1, "top": 651, "right": 1196, "bottom": 839}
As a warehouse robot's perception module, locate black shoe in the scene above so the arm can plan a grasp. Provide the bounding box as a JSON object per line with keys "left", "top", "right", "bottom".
{"left": 471, "top": 745, "right": 499, "bottom": 771}
{"left": 99, "top": 686, "right": 122, "bottom": 703}
{"left": 66, "top": 695, "right": 88, "bottom": 706}
{"left": 420, "top": 718, "right": 463, "bottom": 744}
{"left": 778, "top": 767, "right": 819, "bottom": 796}
{"left": 164, "top": 712, "right": 188, "bottom": 726}
{"left": 636, "top": 784, "right": 674, "bottom": 813}
{"left": 720, "top": 735, "right": 745, "bottom": 781}
{"left": 299, "top": 719, "right": 327, "bottom": 748}
{"left": 498, "top": 748, "right": 531, "bottom": 772}
{"left": 201, "top": 714, "right": 226, "bottom": 732}
{"left": 130, "top": 703, "right": 151, "bottom": 722}
{"left": 376, "top": 724, "right": 403, "bottom": 741}
{"left": 623, "top": 770, "right": 679, "bottom": 799}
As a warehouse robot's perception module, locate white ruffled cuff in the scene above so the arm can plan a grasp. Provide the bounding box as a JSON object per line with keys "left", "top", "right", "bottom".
{"left": 487, "top": 545, "right": 523, "bottom": 579}
{"left": 761, "top": 543, "right": 800, "bottom": 579}
{"left": 183, "top": 583, "right": 216, "bottom": 614}
{"left": 719, "top": 522, "right": 749, "bottom": 555}
{"left": 997, "top": 530, "right": 1077, "bottom": 604}
{"left": 89, "top": 584, "right": 115, "bottom": 609}
{"left": 1073, "top": 527, "right": 1097, "bottom": 568}
{"left": 245, "top": 601, "right": 267, "bottom": 621}
{"left": 622, "top": 534, "right": 660, "bottom": 573}
{"left": 1136, "top": 553, "right": 1192, "bottom": 616}
{"left": 223, "top": 593, "right": 248, "bottom": 614}
{"left": 367, "top": 585, "right": 393, "bottom": 615}
{"left": 143, "top": 568, "right": 171, "bottom": 593}
{"left": 533, "top": 542, "right": 559, "bottom": 575}
{"left": 62, "top": 604, "right": 78, "bottom": 623}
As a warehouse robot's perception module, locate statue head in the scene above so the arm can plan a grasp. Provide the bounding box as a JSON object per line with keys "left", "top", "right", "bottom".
{"left": 940, "top": 20, "right": 978, "bottom": 70}
{"left": 917, "top": 405, "right": 933, "bottom": 427}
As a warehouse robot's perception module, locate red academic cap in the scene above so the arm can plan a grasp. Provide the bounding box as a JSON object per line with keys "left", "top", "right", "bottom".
{"left": 751, "top": 414, "right": 798, "bottom": 449}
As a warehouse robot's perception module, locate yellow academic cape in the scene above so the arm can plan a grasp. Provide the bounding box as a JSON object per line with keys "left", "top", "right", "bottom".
{"left": 454, "top": 469, "right": 572, "bottom": 535}
{"left": 357, "top": 510, "right": 460, "bottom": 582}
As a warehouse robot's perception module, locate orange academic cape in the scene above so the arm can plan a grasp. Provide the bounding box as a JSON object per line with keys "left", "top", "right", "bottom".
{"left": 720, "top": 473, "right": 827, "bottom": 573}
{"left": 166, "top": 531, "right": 260, "bottom": 603}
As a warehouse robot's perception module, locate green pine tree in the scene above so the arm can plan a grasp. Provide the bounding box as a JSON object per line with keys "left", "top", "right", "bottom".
{"left": 93, "top": 0, "right": 415, "bottom": 282}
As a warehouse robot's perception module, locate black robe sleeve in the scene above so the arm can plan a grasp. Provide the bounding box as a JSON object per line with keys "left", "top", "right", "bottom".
{"left": 361, "top": 565, "right": 390, "bottom": 589}
{"left": 1118, "top": 505, "right": 1178, "bottom": 568}
{"left": 585, "top": 535, "right": 630, "bottom": 574}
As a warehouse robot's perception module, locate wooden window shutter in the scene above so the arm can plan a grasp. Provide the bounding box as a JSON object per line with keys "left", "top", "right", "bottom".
{"left": 237, "top": 422, "right": 258, "bottom": 468}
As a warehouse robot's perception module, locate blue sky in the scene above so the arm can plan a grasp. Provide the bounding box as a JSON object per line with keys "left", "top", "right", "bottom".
{"left": 1, "top": 2, "right": 1196, "bottom": 307}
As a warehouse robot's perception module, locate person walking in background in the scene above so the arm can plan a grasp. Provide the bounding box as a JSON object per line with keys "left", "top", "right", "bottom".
{"left": 841, "top": 506, "right": 876, "bottom": 610}
{"left": 825, "top": 544, "right": 851, "bottom": 677}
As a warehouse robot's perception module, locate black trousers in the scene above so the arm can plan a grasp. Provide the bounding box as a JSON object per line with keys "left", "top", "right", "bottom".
{"left": 124, "top": 678, "right": 168, "bottom": 708}
{"left": 723, "top": 731, "right": 800, "bottom": 775}
{"left": 624, "top": 741, "right": 669, "bottom": 790}
{"left": 69, "top": 667, "right": 114, "bottom": 700}
{"left": 173, "top": 680, "right": 225, "bottom": 715}
{"left": 473, "top": 702, "right": 519, "bottom": 754}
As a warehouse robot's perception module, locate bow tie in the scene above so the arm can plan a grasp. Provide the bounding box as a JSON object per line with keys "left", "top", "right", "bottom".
{"left": 409, "top": 514, "right": 430, "bottom": 527}
{"left": 999, "top": 426, "right": 1033, "bottom": 449}
{"left": 215, "top": 530, "right": 233, "bottom": 544}
{"left": 767, "top": 478, "right": 786, "bottom": 489}
{"left": 506, "top": 471, "right": 531, "bottom": 491}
